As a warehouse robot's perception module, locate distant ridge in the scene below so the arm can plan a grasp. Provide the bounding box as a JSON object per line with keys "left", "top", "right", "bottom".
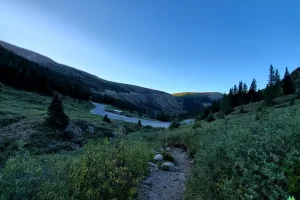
{"left": 0, "top": 40, "right": 220, "bottom": 115}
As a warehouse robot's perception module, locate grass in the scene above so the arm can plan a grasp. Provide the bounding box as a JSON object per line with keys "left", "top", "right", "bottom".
{"left": 129, "top": 98, "right": 300, "bottom": 199}
{"left": 0, "top": 85, "right": 148, "bottom": 164}
{"left": 2, "top": 84, "right": 300, "bottom": 199}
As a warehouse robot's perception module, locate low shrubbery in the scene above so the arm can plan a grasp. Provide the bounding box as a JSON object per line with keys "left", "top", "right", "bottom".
{"left": 184, "top": 107, "right": 300, "bottom": 200}
{"left": 0, "top": 139, "right": 152, "bottom": 200}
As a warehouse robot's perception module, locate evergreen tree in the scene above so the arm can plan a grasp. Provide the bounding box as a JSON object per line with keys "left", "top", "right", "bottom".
{"left": 137, "top": 119, "right": 142, "bottom": 127}
{"left": 249, "top": 79, "right": 257, "bottom": 102}
{"left": 282, "top": 67, "right": 295, "bottom": 95}
{"left": 242, "top": 83, "right": 248, "bottom": 92}
{"left": 221, "top": 94, "right": 233, "bottom": 115}
{"left": 103, "top": 115, "right": 111, "bottom": 123}
{"left": 268, "top": 64, "right": 275, "bottom": 86}
{"left": 238, "top": 81, "right": 243, "bottom": 94}
{"left": 46, "top": 94, "right": 69, "bottom": 129}
{"left": 233, "top": 85, "right": 238, "bottom": 94}
{"left": 206, "top": 110, "right": 215, "bottom": 122}
{"left": 250, "top": 79, "right": 257, "bottom": 92}
{"left": 274, "top": 69, "right": 281, "bottom": 84}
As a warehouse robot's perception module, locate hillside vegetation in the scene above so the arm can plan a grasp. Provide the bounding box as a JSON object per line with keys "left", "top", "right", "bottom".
{"left": 0, "top": 41, "right": 219, "bottom": 116}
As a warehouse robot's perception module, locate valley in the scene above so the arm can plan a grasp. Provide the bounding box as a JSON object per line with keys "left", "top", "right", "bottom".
{"left": 1, "top": 40, "right": 300, "bottom": 200}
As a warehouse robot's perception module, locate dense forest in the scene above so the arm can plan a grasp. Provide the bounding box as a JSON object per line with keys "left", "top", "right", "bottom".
{"left": 0, "top": 45, "right": 140, "bottom": 112}
{"left": 198, "top": 64, "right": 298, "bottom": 121}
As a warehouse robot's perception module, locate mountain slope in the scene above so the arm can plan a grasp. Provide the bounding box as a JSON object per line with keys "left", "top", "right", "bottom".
{"left": 0, "top": 40, "right": 219, "bottom": 114}
{"left": 173, "top": 92, "right": 223, "bottom": 116}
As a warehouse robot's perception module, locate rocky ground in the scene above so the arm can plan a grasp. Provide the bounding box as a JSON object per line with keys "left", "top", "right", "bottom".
{"left": 139, "top": 148, "right": 192, "bottom": 200}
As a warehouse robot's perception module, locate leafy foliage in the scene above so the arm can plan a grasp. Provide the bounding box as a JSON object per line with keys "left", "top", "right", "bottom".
{"left": 169, "top": 118, "right": 180, "bottom": 129}
{"left": 0, "top": 139, "right": 152, "bottom": 200}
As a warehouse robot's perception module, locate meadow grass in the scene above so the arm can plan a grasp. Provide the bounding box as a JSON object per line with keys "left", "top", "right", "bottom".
{"left": 1, "top": 85, "right": 300, "bottom": 199}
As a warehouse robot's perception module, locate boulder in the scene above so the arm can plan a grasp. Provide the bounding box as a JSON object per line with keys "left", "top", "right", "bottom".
{"left": 153, "top": 154, "right": 163, "bottom": 161}
{"left": 64, "top": 122, "right": 82, "bottom": 141}
{"left": 88, "top": 126, "right": 95, "bottom": 133}
{"left": 161, "top": 162, "right": 178, "bottom": 172}
{"left": 148, "top": 162, "right": 158, "bottom": 168}
{"left": 165, "top": 147, "right": 171, "bottom": 152}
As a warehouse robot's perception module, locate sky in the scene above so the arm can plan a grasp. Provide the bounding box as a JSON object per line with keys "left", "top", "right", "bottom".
{"left": 1, "top": 0, "right": 300, "bottom": 94}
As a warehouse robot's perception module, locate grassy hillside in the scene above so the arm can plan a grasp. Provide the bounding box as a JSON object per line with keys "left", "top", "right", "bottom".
{"left": 1, "top": 83, "right": 300, "bottom": 199}
{"left": 130, "top": 95, "right": 300, "bottom": 199}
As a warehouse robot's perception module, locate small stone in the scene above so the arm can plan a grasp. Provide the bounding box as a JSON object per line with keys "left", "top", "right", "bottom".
{"left": 153, "top": 154, "right": 163, "bottom": 161}
{"left": 161, "top": 162, "right": 177, "bottom": 172}
{"left": 165, "top": 147, "right": 171, "bottom": 152}
{"left": 148, "top": 162, "right": 158, "bottom": 168}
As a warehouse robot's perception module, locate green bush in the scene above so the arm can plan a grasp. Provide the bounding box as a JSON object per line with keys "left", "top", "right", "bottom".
{"left": 184, "top": 108, "right": 300, "bottom": 200}
{"left": 169, "top": 119, "right": 180, "bottom": 129}
{"left": 192, "top": 122, "right": 202, "bottom": 130}
{"left": 0, "top": 139, "right": 152, "bottom": 200}
{"left": 206, "top": 111, "right": 215, "bottom": 122}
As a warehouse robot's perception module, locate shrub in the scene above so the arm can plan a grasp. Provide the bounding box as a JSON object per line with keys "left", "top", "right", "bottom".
{"left": 185, "top": 108, "right": 300, "bottom": 200}
{"left": 239, "top": 105, "right": 245, "bottom": 113}
{"left": 206, "top": 111, "right": 215, "bottom": 122}
{"left": 138, "top": 120, "right": 142, "bottom": 128}
{"left": 46, "top": 94, "right": 69, "bottom": 129}
{"left": 169, "top": 119, "right": 180, "bottom": 129}
{"left": 192, "top": 122, "right": 202, "bottom": 130}
{"left": 0, "top": 139, "right": 152, "bottom": 200}
{"left": 216, "top": 111, "right": 225, "bottom": 119}
{"left": 290, "top": 99, "right": 295, "bottom": 106}
{"left": 103, "top": 115, "right": 111, "bottom": 123}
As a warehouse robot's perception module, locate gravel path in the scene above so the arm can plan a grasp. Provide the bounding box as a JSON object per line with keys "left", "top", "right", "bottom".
{"left": 139, "top": 148, "right": 192, "bottom": 200}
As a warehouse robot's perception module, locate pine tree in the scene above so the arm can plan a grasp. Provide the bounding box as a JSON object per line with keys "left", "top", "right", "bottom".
{"left": 274, "top": 69, "right": 281, "bottom": 84}
{"left": 46, "top": 94, "right": 69, "bottom": 128}
{"left": 282, "top": 67, "right": 295, "bottom": 95}
{"left": 233, "top": 85, "right": 238, "bottom": 94}
{"left": 103, "top": 115, "right": 111, "bottom": 123}
{"left": 242, "top": 83, "right": 248, "bottom": 93}
{"left": 238, "top": 81, "right": 243, "bottom": 94}
{"left": 206, "top": 110, "right": 215, "bottom": 122}
{"left": 268, "top": 64, "right": 275, "bottom": 86}
{"left": 137, "top": 119, "right": 142, "bottom": 127}
{"left": 250, "top": 79, "right": 257, "bottom": 92}
{"left": 221, "top": 94, "right": 233, "bottom": 115}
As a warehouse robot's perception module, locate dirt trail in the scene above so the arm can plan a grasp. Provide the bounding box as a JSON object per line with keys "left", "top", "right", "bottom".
{"left": 139, "top": 148, "right": 192, "bottom": 200}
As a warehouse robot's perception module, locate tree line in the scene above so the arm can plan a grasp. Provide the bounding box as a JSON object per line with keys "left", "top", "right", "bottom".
{"left": 198, "top": 64, "right": 297, "bottom": 121}
{"left": 0, "top": 45, "right": 140, "bottom": 112}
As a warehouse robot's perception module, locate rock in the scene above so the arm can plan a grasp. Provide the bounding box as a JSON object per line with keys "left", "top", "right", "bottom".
{"left": 161, "top": 162, "right": 177, "bottom": 172}
{"left": 64, "top": 122, "right": 82, "bottom": 141}
{"left": 148, "top": 162, "right": 158, "bottom": 168}
{"left": 165, "top": 147, "right": 171, "bottom": 152}
{"left": 87, "top": 126, "right": 95, "bottom": 133}
{"left": 153, "top": 154, "right": 163, "bottom": 161}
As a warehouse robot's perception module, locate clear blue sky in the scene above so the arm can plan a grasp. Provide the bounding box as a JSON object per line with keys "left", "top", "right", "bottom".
{"left": 1, "top": 0, "right": 300, "bottom": 93}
